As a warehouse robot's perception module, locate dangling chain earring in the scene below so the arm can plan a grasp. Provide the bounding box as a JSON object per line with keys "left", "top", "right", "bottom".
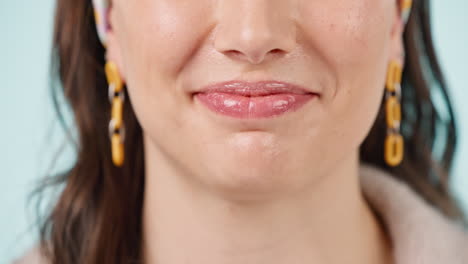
{"left": 384, "top": 60, "right": 404, "bottom": 167}
{"left": 105, "top": 61, "right": 125, "bottom": 167}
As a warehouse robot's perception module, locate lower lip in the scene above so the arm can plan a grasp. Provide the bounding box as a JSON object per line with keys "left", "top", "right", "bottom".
{"left": 194, "top": 92, "right": 316, "bottom": 119}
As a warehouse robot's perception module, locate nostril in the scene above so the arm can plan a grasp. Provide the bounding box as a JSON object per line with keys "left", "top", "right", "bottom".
{"left": 227, "top": 50, "right": 244, "bottom": 59}
{"left": 224, "top": 48, "right": 285, "bottom": 64}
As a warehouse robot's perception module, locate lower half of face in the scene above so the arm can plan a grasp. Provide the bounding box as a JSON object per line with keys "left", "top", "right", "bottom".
{"left": 111, "top": 0, "right": 396, "bottom": 199}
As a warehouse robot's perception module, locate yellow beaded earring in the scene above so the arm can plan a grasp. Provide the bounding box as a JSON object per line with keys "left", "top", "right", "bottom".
{"left": 105, "top": 61, "right": 125, "bottom": 167}
{"left": 384, "top": 60, "right": 404, "bottom": 167}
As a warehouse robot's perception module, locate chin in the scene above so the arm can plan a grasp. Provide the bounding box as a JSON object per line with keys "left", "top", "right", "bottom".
{"left": 201, "top": 149, "right": 298, "bottom": 202}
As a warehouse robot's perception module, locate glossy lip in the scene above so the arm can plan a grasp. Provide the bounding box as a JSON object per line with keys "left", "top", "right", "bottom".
{"left": 193, "top": 80, "right": 319, "bottom": 119}
{"left": 193, "top": 80, "right": 319, "bottom": 97}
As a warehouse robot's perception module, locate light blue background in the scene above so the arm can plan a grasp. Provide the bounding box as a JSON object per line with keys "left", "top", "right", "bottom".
{"left": 1, "top": 0, "right": 467, "bottom": 263}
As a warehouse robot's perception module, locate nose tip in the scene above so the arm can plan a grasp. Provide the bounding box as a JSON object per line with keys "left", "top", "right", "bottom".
{"left": 213, "top": 3, "right": 296, "bottom": 65}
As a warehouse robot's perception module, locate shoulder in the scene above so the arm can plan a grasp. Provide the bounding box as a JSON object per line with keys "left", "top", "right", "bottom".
{"left": 11, "top": 246, "right": 49, "bottom": 264}
{"left": 359, "top": 163, "right": 468, "bottom": 264}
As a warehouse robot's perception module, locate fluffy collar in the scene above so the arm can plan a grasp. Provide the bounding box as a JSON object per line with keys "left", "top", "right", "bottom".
{"left": 360, "top": 163, "right": 468, "bottom": 264}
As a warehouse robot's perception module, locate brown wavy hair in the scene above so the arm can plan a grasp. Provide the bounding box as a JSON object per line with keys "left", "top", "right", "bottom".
{"left": 34, "top": 0, "right": 467, "bottom": 263}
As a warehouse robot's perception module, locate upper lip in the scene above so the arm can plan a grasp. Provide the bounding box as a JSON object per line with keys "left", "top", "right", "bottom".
{"left": 194, "top": 80, "right": 318, "bottom": 97}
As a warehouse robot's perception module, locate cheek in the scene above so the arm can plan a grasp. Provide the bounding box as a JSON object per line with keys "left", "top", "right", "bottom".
{"left": 300, "top": 0, "right": 393, "bottom": 141}
{"left": 300, "top": 0, "right": 392, "bottom": 66}
{"left": 114, "top": 1, "right": 215, "bottom": 130}
{"left": 117, "top": 0, "right": 214, "bottom": 90}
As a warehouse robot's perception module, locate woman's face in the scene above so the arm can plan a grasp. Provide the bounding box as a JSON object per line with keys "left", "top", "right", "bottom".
{"left": 107, "top": 0, "right": 403, "bottom": 198}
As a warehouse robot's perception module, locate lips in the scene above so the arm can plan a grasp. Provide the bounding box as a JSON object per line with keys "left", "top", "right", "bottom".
{"left": 193, "top": 81, "right": 318, "bottom": 119}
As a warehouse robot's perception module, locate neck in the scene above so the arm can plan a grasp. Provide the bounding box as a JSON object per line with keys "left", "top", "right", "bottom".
{"left": 142, "top": 144, "right": 393, "bottom": 264}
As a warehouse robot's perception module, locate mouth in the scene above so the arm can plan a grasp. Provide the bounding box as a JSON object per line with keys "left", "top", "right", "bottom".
{"left": 193, "top": 80, "right": 319, "bottom": 119}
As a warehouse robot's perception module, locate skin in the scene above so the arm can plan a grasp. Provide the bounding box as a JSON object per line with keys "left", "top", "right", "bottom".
{"left": 106, "top": 0, "right": 405, "bottom": 263}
